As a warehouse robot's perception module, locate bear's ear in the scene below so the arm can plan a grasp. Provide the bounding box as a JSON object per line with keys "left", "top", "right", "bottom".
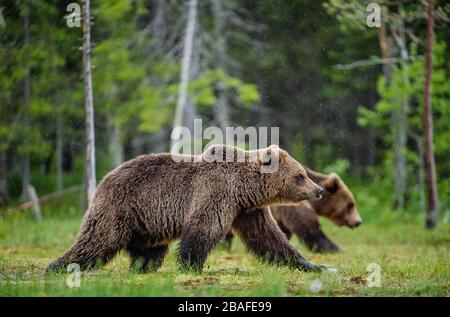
{"left": 304, "top": 166, "right": 328, "bottom": 183}
{"left": 262, "top": 146, "right": 282, "bottom": 164}
{"left": 259, "top": 145, "right": 282, "bottom": 172}
{"left": 325, "top": 173, "right": 340, "bottom": 193}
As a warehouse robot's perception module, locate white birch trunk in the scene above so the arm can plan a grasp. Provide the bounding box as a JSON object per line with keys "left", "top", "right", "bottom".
{"left": 82, "top": 0, "right": 96, "bottom": 206}
{"left": 27, "top": 185, "right": 41, "bottom": 222}
{"left": 392, "top": 4, "right": 410, "bottom": 210}
{"left": 170, "top": 0, "right": 198, "bottom": 151}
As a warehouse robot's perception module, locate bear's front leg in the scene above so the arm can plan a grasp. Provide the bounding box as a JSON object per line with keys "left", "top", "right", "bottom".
{"left": 280, "top": 206, "right": 340, "bottom": 253}
{"left": 232, "top": 207, "right": 326, "bottom": 272}
{"left": 311, "top": 234, "right": 340, "bottom": 253}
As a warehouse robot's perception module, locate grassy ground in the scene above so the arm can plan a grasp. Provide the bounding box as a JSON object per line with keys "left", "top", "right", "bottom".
{"left": 0, "top": 187, "right": 449, "bottom": 296}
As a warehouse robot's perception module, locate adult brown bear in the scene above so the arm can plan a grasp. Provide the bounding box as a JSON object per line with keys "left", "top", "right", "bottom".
{"left": 223, "top": 168, "right": 361, "bottom": 253}
{"left": 47, "top": 144, "right": 326, "bottom": 273}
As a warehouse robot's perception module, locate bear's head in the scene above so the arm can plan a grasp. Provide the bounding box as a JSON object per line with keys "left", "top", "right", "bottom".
{"left": 306, "top": 168, "right": 362, "bottom": 229}
{"left": 255, "top": 145, "right": 324, "bottom": 206}
{"left": 202, "top": 144, "right": 323, "bottom": 207}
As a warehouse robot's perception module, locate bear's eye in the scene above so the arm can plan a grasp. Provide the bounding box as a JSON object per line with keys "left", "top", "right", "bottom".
{"left": 347, "top": 202, "right": 354, "bottom": 210}
{"left": 295, "top": 174, "right": 305, "bottom": 183}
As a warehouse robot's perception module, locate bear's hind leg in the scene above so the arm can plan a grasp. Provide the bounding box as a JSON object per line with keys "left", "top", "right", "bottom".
{"left": 47, "top": 212, "right": 128, "bottom": 273}
{"left": 47, "top": 236, "right": 121, "bottom": 272}
{"left": 128, "top": 245, "right": 168, "bottom": 273}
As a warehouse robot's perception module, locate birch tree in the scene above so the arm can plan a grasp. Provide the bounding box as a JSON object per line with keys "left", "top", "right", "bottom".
{"left": 82, "top": 0, "right": 96, "bottom": 205}
{"left": 423, "top": 0, "right": 439, "bottom": 228}
{"left": 171, "top": 0, "right": 198, "bottom": 151}
{"left": 390, "top": 3, "right": 410, "bottom": 210}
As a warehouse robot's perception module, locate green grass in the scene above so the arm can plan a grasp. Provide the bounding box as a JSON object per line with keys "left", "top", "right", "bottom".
{"left": 0, "top": 189, "right": 449, "bottom": 296}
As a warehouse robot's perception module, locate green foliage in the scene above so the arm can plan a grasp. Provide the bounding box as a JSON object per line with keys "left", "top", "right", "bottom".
{"left": 323, "top": 158, "right": 350, "bottom": 175}
{"left": 190, "top": 69, "right": 260, "bottom": 108}
{"left": 324, "top": 0, "right": 372, "bottom": 32}
{"left": 289, "top": 133, "right": 306, "bottom": 164}
{"left": 357, "top": 41, "right": 450, "bottom": 208}
{"left": 0, "top": 0, "right": 85, "bottom": 183}
{"left": 92, "top": 0, "right": 173, "bottom": 135}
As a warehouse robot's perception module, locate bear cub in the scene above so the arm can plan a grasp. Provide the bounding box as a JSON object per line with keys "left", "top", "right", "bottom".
{"left": 271, "top": 167, "right": 362, "bottom": 253}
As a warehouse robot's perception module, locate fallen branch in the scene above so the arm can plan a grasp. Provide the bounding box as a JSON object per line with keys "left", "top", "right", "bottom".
{"left": 3, "top": 185, "right": 83, "bottom": 215}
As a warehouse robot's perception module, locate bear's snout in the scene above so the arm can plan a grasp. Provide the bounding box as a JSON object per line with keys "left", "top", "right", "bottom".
{"left": 353, "top": 220, "right": 363, "bottom": 228}
{"left": 314, "top": 186, "right": 324, "bottom": 199}
{"left": 347, "top": 213, "right": 363, "bottom": 229}
{"left": 300, "top": 183, "right": 324, "bottom": 200}
{"left": 300, "top": 177, "right": 324, "bottom": 201}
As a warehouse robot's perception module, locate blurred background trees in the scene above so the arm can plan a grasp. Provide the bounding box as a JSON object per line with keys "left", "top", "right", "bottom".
{"left": 0, "top": 0, "right": 448, "bottom": 226}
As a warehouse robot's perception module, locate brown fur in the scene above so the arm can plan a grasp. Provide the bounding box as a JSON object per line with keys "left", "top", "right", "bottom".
{"left": 47, "top": 144, "right": 325, "bottom": 273}
{"left": 302, "top": 168, "right": 361, "bottom": 227}
{"left": 224, "top": 167, "right": 361, "bottom": 253}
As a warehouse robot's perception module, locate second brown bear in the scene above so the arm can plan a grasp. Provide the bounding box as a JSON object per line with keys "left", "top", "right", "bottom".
{"left": 223, "top": 168, "right": 362, "bottom": 253}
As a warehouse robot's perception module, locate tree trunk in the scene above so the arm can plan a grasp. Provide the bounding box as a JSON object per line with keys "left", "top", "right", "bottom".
{"left": 56, "top": 114, "right": 63, "bottom": 191}
{"left": 171, "top": 0, "right": 197, "bottom": 151}
{"left": 152, "top": 0, "right": 167, "bottom": 54}
{"left": 379, "top": 24, "right": 403, "bottom": 205}
{"left": 412, "top": 133, "right": 426, "bottom": 212}
{"left": 214, "top": 91, "right": 230, "bottom": 131}
{"left": 378, "top": 24, "right": 390, "bottom": 77}
{"left": 211, "top": 0, "right": 230, "bottom": 131}
{"left": 184, "top": 98, "right": 198, "bottom": 135}
{"left": 131, "top": 136, "right": 145, "bottom": 157}
{"left": 27, "top": 185, "right": 42, "bottom": 222}
{"left": 149, "top": 129, "right": 168, "bottom": 153}
{"left": 423, "top": 0, "right": 439, "bottom": 229}
{"left": 82, "top": 0, "right": 96, "bottom": 206}
{"left": 21, "top": 2, "right": 31, "bottom": 202}
{"left": 392, "top": 4, "right": 410, "bottom": 210}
